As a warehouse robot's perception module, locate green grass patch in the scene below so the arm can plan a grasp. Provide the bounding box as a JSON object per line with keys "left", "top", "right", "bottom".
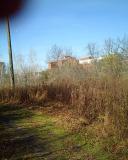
{"left": 0, "top": 104, "right": 125, "bottom": 160}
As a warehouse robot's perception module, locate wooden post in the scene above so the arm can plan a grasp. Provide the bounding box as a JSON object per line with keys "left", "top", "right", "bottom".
{"left": 6, "top": 17, "right": 15, "bottom": 88}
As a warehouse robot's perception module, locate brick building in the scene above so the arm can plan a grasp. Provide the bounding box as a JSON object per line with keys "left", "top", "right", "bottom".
{"left": 48, "top": 56, "right": 78, "bottom": 69}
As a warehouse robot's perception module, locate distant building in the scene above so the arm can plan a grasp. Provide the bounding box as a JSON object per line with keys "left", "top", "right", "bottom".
{"left": 0, "top": 62, "right": 5, "bottom": 80}
{"left": 48, "top": 61, "right": 58, "bottom": 70}
{"left": 79, "top": 56, "right": 103, "bottom": 65}
{"left": 48, "top": 56, "right": 78, "bottom": 70}
{"left": 0, "top": 62, "right": 4, "bottom": 72}
{"left": 79, "top": 56, "right": 94, "bottom": 64}
{"left": 48, "top": 55, "right": 103, "bottom": 70}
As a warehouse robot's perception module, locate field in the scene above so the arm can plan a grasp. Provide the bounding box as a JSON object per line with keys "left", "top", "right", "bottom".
{"left": 0, "top": 102, "right": 127, "bottom": 160}
{"left": 0, "top": 52, "right": 128, "bottom": 160}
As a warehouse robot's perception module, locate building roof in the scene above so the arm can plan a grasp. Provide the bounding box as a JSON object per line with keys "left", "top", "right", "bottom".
{"left": 48, "top": 56, "right": 77, "bottom": 64}
{"left": 79, "top": 56, "right": 94, "bottom": 61}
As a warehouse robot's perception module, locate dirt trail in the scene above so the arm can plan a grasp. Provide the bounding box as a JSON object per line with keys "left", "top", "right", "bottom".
{"left": 0, "top": 105, "right": 93, "bottom": 160}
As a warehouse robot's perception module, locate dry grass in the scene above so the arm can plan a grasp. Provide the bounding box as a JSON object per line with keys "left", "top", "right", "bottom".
{"left": 0, "top": 54, "right": 128, "bottom": 159}
{"left": 0, "top": 76, "right": 128, "bottom": 141}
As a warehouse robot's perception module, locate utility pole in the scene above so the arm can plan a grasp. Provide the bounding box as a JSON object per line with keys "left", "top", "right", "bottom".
{"left": 6, "top": 17, "right": 15, "bottom": 88}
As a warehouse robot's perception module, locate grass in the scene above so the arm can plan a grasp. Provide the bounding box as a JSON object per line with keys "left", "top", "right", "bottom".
{"left": 0, "top": 104, "right": 126, "bottom": 160}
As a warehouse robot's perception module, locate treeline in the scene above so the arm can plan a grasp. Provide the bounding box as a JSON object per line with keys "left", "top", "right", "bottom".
{"left": 1, "top": 36, "right": 128, "bottom": 87}
{"left": 0, "top": 36, "right": 128, "bottom": 157}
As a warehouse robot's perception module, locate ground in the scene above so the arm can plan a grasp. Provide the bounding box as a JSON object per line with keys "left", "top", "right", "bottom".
{"left": 0, "top": 104, "right": 118, "bottom": 160}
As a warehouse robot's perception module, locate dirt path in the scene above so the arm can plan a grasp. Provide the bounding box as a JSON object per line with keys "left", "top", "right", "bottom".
{"left": 0, "top": 105, "right": 95, "bottom": 160}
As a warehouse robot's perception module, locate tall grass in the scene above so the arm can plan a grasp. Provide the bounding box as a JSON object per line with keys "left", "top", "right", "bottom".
{"left": 0, "top": 76, "right": 127, "bottom": 140}
{"left": 0, "top": 53, "right": 128, "bottom": 141}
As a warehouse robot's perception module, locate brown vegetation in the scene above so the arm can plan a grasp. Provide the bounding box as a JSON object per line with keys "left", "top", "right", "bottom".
{"left": 0, "top": 38, "right": 128, "bottom": 159}
{"left": 0, "top": 55, "right": 128, "bottom": 141}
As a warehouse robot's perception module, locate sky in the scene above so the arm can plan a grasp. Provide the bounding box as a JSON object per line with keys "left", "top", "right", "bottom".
{"left": 0, "top": 0, "right": 128, "bottom": 67}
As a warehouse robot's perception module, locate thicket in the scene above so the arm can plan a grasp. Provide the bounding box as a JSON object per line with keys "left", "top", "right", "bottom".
{"left": 0, "top": 37, "right": 128, "bottom": 156}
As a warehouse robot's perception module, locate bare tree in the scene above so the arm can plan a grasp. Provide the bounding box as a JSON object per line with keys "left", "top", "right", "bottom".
{"left": 117, "top": 35, "right": 128, "bottom": 57}
{"left": 47, "top": 45, "right": 64, "bottom": 62}
{"left": 86, "top": 43, "right": 98, "bottom": 58}
{"left": 63, "top": 48, "right": 72, "bottom": 57}
{"left": 14, "top": 52, "right": 41, "bottom": 87}
{"left": 47, "top": 45, "right": 73, "bottom": 62}
{"left": 103, "top": 38, "right": 120, "bottom": 54}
